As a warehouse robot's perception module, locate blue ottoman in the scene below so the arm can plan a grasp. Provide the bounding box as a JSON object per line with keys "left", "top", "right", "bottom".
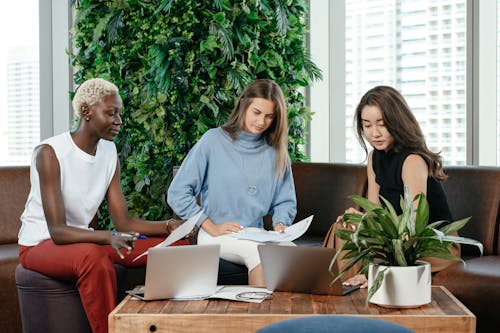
{"left": 257, "top": 315, "right": 414, "bottom": 333}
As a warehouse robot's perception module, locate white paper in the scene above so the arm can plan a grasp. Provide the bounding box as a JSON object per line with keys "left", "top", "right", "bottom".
{"left": 209, "top": 286, "right": 272, "bottom": 303}
{"left": 228, "top": 215, "right": 314, "bottom": 243}
{"left": 132, "top": 211, "right": 202, "bottom": 262}
{"left": 137, "top": 286, "right": 272, "bottom": 303}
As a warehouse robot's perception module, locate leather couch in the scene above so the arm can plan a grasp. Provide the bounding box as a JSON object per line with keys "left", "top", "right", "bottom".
{"left": 432, "top": 166, "right": 500, "bottom": 333}
{"left": 0, "top": 167, "right": 30, "bottom": 333}
{"left": 1, "top": 163, "right": 499, "bottom": 333}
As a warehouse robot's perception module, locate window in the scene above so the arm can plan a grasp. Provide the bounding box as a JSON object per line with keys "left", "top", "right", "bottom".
{"left": 498, "top": 0, "right": 500, "bottom": 164}
{"left": 344, "top": 0, "right": 467, "bottom": 164}
{"left": 0, "top": 1, "right": 39, "bottom": 166}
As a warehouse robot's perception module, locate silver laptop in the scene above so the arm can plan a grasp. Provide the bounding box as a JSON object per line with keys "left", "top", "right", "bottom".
{"left": 127, "top": 244, "right": 220, "bottom": 300}
{"left": 258, "top": 244, "right": 360, "bottom": 296}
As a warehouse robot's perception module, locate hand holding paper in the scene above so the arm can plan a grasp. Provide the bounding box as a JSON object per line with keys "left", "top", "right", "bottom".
{"left": 228, "top": 215, "right": 313, "bottom": 243}
{"left": 132, "top": 211, "right": 202, "bottom": 262}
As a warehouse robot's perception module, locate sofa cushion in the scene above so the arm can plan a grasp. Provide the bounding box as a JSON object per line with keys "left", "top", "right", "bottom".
{"left": 433, "top": 256, "right": 500, "bottom": 333}
{"left": 443, "top": 166, "right": 500, "bottom": 256}
{"left": 0, "top": 166, "right": 30, "bottom": 245}
{"left": 0, "top": 244, "right": 21, "bottom": 333}
{"left": 292, "top": 162, "right": 367, "bottom": 239}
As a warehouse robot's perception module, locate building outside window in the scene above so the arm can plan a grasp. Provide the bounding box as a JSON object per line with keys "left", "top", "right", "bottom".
{"left": 0, "top": 1, "right": 39, "bottom": 166}
{"left": 345, "top": 0, "right": 467, "bottom": 165}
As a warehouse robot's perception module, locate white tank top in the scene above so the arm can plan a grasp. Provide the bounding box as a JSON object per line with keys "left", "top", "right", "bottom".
{"left": 18, "top": 131, "right": 117, "bottom": 246}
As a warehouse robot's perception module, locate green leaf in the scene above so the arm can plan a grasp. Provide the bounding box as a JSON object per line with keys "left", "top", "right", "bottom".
{"left": 439, "top": 217, "right": 471, "bottom": 234}
{"left": 414, "top": 192, "right": 430, "bottom": 235}
{"left": 366, "top": 266, "right": 387, "bottom": 307}
{"left": 379, "top": 195, "right": 400, "bottom": 229}
{"left": 392, "top": 239, "right": 408, "bottom": 266}
{"left": 439, "top": 235, "right": 484, "bottom": 255}
{"left": 274, "top": 0, "right": 289, "bottom": 37}
{"left": 350, "top": 195, "right": 381, "bottom": 213}
{"left": 200, "top": 35, "right": 219, "bottom": 52}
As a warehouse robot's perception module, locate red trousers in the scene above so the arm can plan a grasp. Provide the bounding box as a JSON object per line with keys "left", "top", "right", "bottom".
{"left": 19, "top": 237, "right": 188, "bottom": 333}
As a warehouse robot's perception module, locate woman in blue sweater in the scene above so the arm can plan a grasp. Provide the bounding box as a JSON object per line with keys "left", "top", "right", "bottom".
{"left": 167, "top": 79, "right": 297, "bottom": 286}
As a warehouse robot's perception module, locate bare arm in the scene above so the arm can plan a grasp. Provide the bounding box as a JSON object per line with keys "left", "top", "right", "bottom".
{"left": 366, "top": 150, "right": 381, "bottom": 205}
{"left": 36, "top": 145, "right": 110, "bottom": 245}
{"left": 106, "top": 160, "right": 177, "bottom": 236}
{"left": 401, "top": 154, "right": 429, "bottom": 206}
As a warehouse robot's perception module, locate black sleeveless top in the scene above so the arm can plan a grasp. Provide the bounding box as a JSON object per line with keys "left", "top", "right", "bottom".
{"left": 372, "top": 149, "right": 452, "bottom": 223}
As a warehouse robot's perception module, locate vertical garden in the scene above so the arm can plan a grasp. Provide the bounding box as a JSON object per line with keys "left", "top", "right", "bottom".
{"left": 71, "top": 0, "right": 321, "bottom": 224}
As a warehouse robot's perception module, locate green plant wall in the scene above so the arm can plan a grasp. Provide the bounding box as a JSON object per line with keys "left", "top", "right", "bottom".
{"left": 71, "top": 0, "right": 321, "bottom": 225}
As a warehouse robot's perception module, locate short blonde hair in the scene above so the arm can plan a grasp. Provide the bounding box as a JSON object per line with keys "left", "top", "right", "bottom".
{"left": 72, "top": 78, "right": 119, "bottom": 118}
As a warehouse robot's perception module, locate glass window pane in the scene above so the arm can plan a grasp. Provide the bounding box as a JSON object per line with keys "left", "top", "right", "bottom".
{"left": 0, "top": 1, "right": 39, "bottom": 166}
{"left": 345, "top": 0, "right": 467, "bottom": 165}
{"left": 498, "top": 0, "right": 500, "bottom": 165}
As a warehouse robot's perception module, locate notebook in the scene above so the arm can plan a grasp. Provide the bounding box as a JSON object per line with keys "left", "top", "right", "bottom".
{"left": 258, "top": 244, "right": 360, "bottom": 296}
{"left": 127, "top": 244, "right": 220, "bottom": 300}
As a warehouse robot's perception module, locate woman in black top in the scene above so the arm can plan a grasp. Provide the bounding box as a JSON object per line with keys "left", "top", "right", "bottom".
{"left": 337, "top": 85, "right": 455, "bottom": 287}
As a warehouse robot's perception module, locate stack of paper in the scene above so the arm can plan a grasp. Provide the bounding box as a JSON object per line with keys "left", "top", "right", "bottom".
{"left": 228, "top": 215, "right": 314, "bottom": 243}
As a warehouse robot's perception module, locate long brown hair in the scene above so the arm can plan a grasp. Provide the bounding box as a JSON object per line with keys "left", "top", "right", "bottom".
{"left": 222, "top": 79, "right": 290, "bottom": 177}
{"left": 354, "top": 86, "right": 447, "bottom": 180}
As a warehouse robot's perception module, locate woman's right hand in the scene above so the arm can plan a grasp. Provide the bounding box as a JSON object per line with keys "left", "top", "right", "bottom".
{"left": 202, "top": 220, "right": 242, "bottom": 236}
{"left": 110, "top": 231, "right": 137, "bottom": 259}
{"left": 342, "top": 274, "right": 368, "bottom": 288}
{"left": 335, "top": 207, "right": 363, "bottom": 230}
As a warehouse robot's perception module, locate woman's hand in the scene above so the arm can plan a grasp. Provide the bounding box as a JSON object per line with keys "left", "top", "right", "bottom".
{"left": 273, "top": 222, "right": 286, "bottom": 233}
{"left": 335, "top": 207, "right": 363, "bottom": 230}
{"left": 165, "top": 218, "right": 199, "bottom": 240}
{"left": 165, "top": 218, "right": 183, "bottom": 235}
{"left": 110, "top": 231, "right": 138, "bottom": 259}
{"left": 342, "top": 274, "right": 368, "bottom": 288}
{"left": 202, "top": 220, "right": 242, "bottom": 236}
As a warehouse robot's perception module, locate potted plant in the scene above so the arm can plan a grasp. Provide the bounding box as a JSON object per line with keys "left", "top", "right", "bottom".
{"left": 330, "top": 186, "right": 483, "bottom": 307}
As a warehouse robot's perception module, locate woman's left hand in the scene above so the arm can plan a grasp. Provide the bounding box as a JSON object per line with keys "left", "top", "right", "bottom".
{"left": 110, "top": 231, "right": 138, "bottom": 259}
{"left": 273, "top": 222, "right": 286, "bottom": 233}
{"left": 165, "top": 218, "right": 183, "bottom": 235}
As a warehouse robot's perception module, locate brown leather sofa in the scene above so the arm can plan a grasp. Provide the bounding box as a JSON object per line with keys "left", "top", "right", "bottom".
{"left": 1, "top": 163, "right": 499, "bottom": 333}
{"left": 433, "top": 166, "right": 500, "bottom": 333}
{"left": 0, "top": 166, "right": 30, "bottom": 333}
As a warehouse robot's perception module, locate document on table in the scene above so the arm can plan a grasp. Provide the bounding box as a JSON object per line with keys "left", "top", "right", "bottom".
{"left": 132, "top": 211, "right": 202, "bottom": 262}
{"left": 228, "top": 215, "right": 314, "bottom": 243}
{"left": 208, "top": 286, "right": 272, "bottom": 303}
{"left": 132, "top": 286, "right": 272, "bottom": 303}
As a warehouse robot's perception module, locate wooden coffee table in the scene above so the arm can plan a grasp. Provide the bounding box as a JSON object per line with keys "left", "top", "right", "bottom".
{"left": 109, "top": 286, "right": 475, "bottom": 333}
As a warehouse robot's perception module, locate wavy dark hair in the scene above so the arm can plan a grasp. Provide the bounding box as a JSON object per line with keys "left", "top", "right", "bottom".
{"left": 222, "top": 79, "right": 290, "bottom": 177}
{"left": 354, "top": 85, "right": 447, "bottom": 180}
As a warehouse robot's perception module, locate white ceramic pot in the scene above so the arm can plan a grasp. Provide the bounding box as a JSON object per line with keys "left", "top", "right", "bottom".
{"left": 367, "top": 260, "right": 431, "bottom": 308}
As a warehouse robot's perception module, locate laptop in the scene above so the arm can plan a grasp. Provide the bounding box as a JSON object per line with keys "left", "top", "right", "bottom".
{"left": 127, "top": 244, "right": 220, "bottom": 300}
{"left": 258, "top": 244, "right": 360, "bottom": 296}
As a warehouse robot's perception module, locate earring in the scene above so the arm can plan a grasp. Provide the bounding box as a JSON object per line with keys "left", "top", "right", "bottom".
{"left": 86, "top": 116, "right": 90, "bottom": 121}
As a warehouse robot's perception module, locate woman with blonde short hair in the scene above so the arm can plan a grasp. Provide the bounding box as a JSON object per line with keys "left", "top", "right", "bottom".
{"left": 18, "top": 78, "right": 187, "bottom": 333}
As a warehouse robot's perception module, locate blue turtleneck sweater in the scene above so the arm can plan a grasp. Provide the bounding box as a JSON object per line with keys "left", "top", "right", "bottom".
{"left": 167, "top": 127, "right": 297, "bottom": 228}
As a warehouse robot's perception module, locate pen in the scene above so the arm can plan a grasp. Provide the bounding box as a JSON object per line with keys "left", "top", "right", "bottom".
{"left": 111, "top": 231, "right": 147, "bottom": 239}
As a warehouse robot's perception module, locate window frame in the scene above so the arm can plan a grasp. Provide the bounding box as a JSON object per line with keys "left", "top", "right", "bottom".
{"left": 39, "top": 0, "right": 72, "bottom": 141}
